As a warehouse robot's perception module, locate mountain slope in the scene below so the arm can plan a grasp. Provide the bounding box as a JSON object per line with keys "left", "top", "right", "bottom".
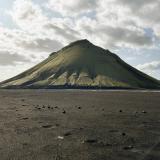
{"left": 0, "top": 39, "right": 160, "bottom": 89}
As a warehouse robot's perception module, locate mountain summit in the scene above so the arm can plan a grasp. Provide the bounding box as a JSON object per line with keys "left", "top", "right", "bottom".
{"left": 0, "top": 39, "right": 160, "bottom": 89}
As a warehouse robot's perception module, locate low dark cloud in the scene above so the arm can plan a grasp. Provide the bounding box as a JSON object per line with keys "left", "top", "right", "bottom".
{"left": 15, "top": 38, "right": 63, "bottom": 53}
{"left": 45, "top": 24, "right": 79, "bottom": 42}
{"left": 0, "top": 51, "right": 30, "bottom": 66}
{"left": 118, "top": 0, "right": 153, "bottom": 10}
{"left": 48, "top": 0, "right": 98, "bottom": 16}
{"left": 96, "top": 26, "right": 153, "bottom": 47}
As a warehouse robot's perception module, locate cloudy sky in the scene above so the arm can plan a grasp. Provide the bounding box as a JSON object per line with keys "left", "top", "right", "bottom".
{"left": 0, "top": 0, "right": 160, "bottom": 81}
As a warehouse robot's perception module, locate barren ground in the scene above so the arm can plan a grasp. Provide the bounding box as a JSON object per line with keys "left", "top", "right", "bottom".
{"left": 0, "top": 90, "right": 159, "bottom": 160}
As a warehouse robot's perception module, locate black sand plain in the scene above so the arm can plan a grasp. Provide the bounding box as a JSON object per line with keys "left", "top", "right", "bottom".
{"left": 0, "top": 90, "right": 159, "bottom": 160}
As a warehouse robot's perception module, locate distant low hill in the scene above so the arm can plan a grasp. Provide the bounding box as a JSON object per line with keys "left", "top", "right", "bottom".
{"left": 0, "top": 39, "right": 160, "bottom": 89}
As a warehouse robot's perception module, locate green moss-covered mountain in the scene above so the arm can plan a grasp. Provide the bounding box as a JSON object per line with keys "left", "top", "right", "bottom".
{"left": 0, "top": 39, "right": 160, "bottom": 89}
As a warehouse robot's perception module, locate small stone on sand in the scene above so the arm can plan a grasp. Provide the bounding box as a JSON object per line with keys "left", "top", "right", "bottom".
{"left": 64, "top": 132, "right": 72, "bottom": 136}
{"left": 83, "top": 138, "right": 98, "bottom": 144}
{"left": 42, "top": 125, "right": 53, "bottom": 128}
{"left": 122, "top": 132, "right": 126, "bottom": 136}
{"left": 22, "top": 117, "right": 29, "bottom": 120}
{"left": 57, "top": 136, "right": 64, "bottom": 140}
{"left": 62, "top": 110, "right": 66, "bottom": 114}
{"left": 123, "top": 145, "right": 133, "bottom": 150}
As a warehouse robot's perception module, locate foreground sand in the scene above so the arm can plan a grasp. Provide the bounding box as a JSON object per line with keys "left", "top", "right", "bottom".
{"left": 0, "top": 90, "right": 159, "bottom": 160}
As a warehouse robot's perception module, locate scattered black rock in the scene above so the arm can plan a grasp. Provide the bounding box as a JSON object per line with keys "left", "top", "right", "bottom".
{"left": 102, "top": 108, "right": 104, "bottom": 111}
{"left": 42, "top": 125, "right": 53, "bottom": 128}
{"left": 64, "top": 132, "right": 72, "bottom": 136}
{"left": 122, "top": 132, "right": 126, "bottom": 136}
{"left": 123, "top": 145, "right": 133, "bottom": 150}
{"left": 55, "top": 106, "right": 58, "bottom": 109}
{"left": 62, "top": 110, "right": 66, "bottom": 114}
{"left": 55, "top": 124, "right": 60, "bottom": 127}
{"left": 22, "top": 117, "right": 29, "bottom": 120}
{"left": 22, "top": 143, "right": 28, "bottom": 146}
{"left": 42, "top": 105, "right": 45, "bottom": 108}
{"left": 83, "top": 138, "right": 98, "bottom": 144}
{"left": 36, "top": 105, "right": 40, "bottom": 108}
{"left": 142, "top": 110, "right": 147, "bottom": 113}
{"left": 22, "top": 104, "right": 27, "bottom": 106}
{"left": 119, "top": 110, "right": 123, "bottom": 113}
{"left": 78, "top": 107, "right": 81, "bottom": 109}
